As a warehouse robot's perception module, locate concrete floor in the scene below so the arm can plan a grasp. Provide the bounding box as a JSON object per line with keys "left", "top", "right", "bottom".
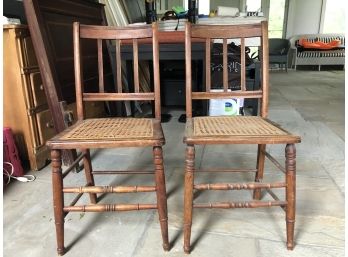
{"left": 4, "top": 70, "right": 344, "bottom": 257}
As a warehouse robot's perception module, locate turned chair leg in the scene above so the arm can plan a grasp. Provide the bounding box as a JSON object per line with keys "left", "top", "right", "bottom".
{"left": 183, "top": 145, "right": 195, "bottom": 254}
{"left": 153, "top": 146, "right": 170, "bottom": 251}
{"left": 82, "top": 149, "right": 97, "bottom": 204}
{"left": 51, "top": 149, "right": 65, "bottom": 256}
{"left": 253, "top": 144, "right": 266, "bottom": 200}
{"left": 285, "top": 144, "right": 296, "bottom": 250}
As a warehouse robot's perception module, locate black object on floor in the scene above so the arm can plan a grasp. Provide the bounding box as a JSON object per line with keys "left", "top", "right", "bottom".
{"left": 161, "top": 113, "right": 172, "bottom": 123}
{"left": 178, "top": 114, "right": 186, "bottom": 123}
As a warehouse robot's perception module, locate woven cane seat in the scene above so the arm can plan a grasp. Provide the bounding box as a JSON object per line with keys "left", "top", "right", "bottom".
{"left": 47, "top": 118, "right": 165, "bottom": 149}
{"left": 62, "top": 118, "right": 153, "bottom": 140}
{"left": 194, "top": 116, "right": 287, "bottom": 136}
{"left": 184, "top": 116, "right": 300, "bottom": 144}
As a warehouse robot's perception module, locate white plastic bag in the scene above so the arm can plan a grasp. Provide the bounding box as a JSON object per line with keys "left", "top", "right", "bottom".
{"left": 208, "top": 89, "right": 244, "bottom": 116}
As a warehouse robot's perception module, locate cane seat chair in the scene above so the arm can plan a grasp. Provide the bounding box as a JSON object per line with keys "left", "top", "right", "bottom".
{"left": 183, "top": 21, "right": 301, "bottom": 253}
{"left": 46, "top": 22, "right": 169, "bottom": 255}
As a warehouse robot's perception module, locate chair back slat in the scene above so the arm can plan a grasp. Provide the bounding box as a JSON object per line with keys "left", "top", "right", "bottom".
{"left": 205, "top": 38, "right": 211, "bottom": 92}
{"left": 192, "top": 90, "right": 263, "bottom": 99}
{"left": 97, "top": 39, "right": 104, "bottom": 93}
{"left": 191, "top": 24, "right": 262, "bottom": 39}
{"left": 240, "top": 38, "right": 246, "bottom": 91}
{"left": 133, "top": 39, "right": 140, "bottom": 93}
{"left": 185, "top": 21, "right": 269, "bottom": 118}
{"left": 73, "top": 22, "right": 161, "bottom": 120}
{"left": 222, "top": 39, "right": 228, "bottom": 92}
{"left": 83, "top": 92, "right": 155, "bottom": 101}
{"left": 79, "top": 25, "right": 153, "bottom": 39}
{"left": 115, "top": 39, "right": 122, "bottom": 93}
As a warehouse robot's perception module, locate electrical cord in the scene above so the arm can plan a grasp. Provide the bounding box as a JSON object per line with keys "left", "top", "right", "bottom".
{"left": 175, "top": 18, "right": 180, "bottom": 31}
{"left": 3, "top": 162, "right": 36, "bottom": 184}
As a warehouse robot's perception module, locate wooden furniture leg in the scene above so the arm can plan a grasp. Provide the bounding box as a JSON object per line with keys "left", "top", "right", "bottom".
{"left": 153, "top": 146, "right": 170, "bottom": 251}
{"left": 51, "top": 149, "right": 65, "bottom": 256}
{"left": 82, "top": 149, "right": 97, "bottom": 204}
{"left": 184, "top": 145, "right": 195, "bottom": 254}
{"left": 253, "top": 144, "right": 266, "bottom": 200}
{"left": 285, "top": 144, "right": 296, "bottom": 250}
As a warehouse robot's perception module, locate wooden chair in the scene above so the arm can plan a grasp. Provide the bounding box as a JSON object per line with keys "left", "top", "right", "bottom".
{"left": 46, "top": 22, "right": 169, "bottom": 255}
{"left": 183, "top": 21, "right": 301, "bottom": 253}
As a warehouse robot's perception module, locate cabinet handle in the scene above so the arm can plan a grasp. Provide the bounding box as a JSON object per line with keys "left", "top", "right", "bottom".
{"left": 39, "top": 84, "right": 44, "bottom": 91}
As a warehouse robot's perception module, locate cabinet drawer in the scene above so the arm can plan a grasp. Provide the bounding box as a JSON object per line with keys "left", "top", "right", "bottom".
{"left": 36, "top": 109, "right": 56, "bottom": 144}
{"left": 30, "top": 72, "right": 46, "bottom": 107}
{"left": 35, "top": 102, "right": 104, "bottom": 145}
{"left": 22, "top": 36, "right": 38, "bottom": 67}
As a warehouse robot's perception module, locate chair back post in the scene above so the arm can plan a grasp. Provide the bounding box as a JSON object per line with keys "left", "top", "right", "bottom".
{"left": 73, "top": 22, "right": 85, "bottom": 121}
{"left": 152, "top": 22, "right": 161, "bottom": 120}
{"left": 260, "top": 21, "right": 269, "bottom": 118}
{"left": 185, "top": 22, "right": 193, "bottom": 118}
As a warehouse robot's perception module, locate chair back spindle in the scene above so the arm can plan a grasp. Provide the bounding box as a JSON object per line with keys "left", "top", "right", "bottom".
{"left": 133, "top": 39, "right": 140, "bottom": 93}
{"left": 115, "top": 39, "right": 122, "bottom": 94}
{"left": 97, "top": 39, "right": 104, "bottom": 93}
{"left": 73, "top": 22, "right": 161, "bottom": 120}
{"left": 205, "top": 38, "right": 211, "bottom": 92}
{"left": 240, "top": 37, "right": 246, "bottom": 91}
{"left": 222, "top": 38, "right": 228, "bottom": 92}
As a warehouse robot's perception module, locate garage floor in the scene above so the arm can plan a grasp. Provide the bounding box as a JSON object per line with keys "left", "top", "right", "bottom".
{"left": 4, "top": 70, "right": 344, "bottom": 257}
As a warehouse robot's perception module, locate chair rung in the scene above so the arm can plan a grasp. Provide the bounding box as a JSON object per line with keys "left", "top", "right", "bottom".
{"left": 65, "top": 191, "right": 85, "bottom": 218}
{"left": 263, "top": 150, "right": 286, "bottom": 174}
{"left": 193, "top": 200, "right": 287, "bottom": 209}
{"left": 195, "top": 168, "right": 257, "bottom": 173}
{"left": 64, "top": 203, "right": 157, "bottom": 212}
{"left": 265, "top": 188, "right": 286, "bottom": 212}
{"left": 194, "top": 182, "right": 286, "bottom": 190}
{"left": 92, "top": 170, "right": 155, "bottom": 175}
{"left": 65, "top": 183, "right": 91, "bottom": 215}
{"left": 63, "top": 185, "right": 156, "bottom": 193}
{"left": 62, "top": 152, "right": 86, "bottom": 179}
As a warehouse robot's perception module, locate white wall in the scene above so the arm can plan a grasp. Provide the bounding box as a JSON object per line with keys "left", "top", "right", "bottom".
{"left": 286, "top": 0, "right": 323, "bottom": 38}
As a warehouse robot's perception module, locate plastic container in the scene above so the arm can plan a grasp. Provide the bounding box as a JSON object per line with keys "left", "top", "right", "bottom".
{"left": 3, "top": 127, "right": 24, "bottom": 178}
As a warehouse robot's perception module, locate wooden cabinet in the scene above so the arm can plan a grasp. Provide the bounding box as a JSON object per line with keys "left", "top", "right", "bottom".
{"left": 4, "top": 25, "right": 49, "bottom": 170}
{"left": 3, "top": 25, "right": 105, "bottom": 170}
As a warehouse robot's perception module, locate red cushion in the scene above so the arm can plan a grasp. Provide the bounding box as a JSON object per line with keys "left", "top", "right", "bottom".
{"left": 299, "top": 38, "right": 341, "bottom": 50}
